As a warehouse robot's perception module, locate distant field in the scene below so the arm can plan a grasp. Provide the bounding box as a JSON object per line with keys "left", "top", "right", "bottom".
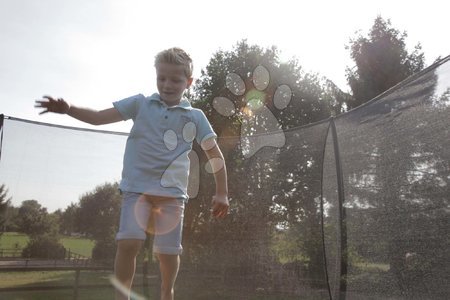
{"left": 0, "top": 232, "right": 29, "bottom": 249}
{"left": 60, "top": 236, "right": 95, "bottom": 257}
{"left": 0, "top": 232, "right": 95, "bottom": 258}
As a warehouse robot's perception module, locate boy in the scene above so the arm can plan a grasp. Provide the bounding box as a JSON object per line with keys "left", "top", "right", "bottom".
{"left": 35, "top": 47, "right": 229, "bottom": 300}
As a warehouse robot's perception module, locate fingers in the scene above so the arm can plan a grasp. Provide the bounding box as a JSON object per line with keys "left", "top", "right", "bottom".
{"left": 34, "top": 95, "right": 68, "bottom": 114}
{"left": 36, "top": 95, "right": 56, "bottom": 107}
{"left": 34, "top": 99, "right": 49, "bottom": 114}
{"left": 211, "top": 204, "right": 228, "bottom": 218}
{"left": 211, "top": 197, "right": 229, "bottom": 219}
{"left": 34, "top": 100, "right": 49, "bottom": 108}
{"left": 43, "top": 95, "right": 56, "bottom": 101}
{"left": 34, "top": 98, "right": 50, "bottom": 114}
{"left": 35, "top": 96, "right": 54, "bottom": 108}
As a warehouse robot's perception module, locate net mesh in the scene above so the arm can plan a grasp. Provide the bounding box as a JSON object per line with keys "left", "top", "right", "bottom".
{"left": 0, "top": 56, "right": 449, "bottom": 299}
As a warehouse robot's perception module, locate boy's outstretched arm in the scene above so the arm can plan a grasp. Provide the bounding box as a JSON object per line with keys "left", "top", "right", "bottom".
{"left": 35, "top": 95, "right": 123, "bottom": 125}
{"left": 201, "top": 138, "right": 229, "bottom": 218}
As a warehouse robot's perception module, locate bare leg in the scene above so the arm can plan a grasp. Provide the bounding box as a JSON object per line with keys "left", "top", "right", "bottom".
{"left": 157, "top": 253, "right": 180, "bottom": 300}
{"left": 114, "top": 239, "right": 143, "bottom": 300}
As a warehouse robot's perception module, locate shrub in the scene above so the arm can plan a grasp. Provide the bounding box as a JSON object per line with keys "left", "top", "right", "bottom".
{"left": 92, "top": 237, "right": 116, "bottom": 265}
{"left": 22, "top": 235, "right": 66, "bottom": 259}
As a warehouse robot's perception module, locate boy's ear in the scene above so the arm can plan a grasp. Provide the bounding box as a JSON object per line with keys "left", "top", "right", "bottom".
{"left": 187, "top": 77, "right": 194, "bottom": 88}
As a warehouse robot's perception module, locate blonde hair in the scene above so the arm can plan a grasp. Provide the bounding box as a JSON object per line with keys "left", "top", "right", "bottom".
{"left": 154, "top": 47, "right": 193, "bottom": 78}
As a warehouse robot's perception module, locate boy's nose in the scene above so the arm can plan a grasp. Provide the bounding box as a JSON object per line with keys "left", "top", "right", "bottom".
{"left": 162, "top": 82, "right": 173, "bottom": 90}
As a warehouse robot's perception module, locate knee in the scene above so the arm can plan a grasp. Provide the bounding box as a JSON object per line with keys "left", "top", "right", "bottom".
{"left": 117, "top": 240, "right": 143, "bottom": 256}
{"left": 156, "top": 253, "right": 180, "bottom": 265}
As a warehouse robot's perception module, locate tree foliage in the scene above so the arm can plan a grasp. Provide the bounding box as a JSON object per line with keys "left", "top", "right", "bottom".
{"left": 0, "top": 184, "right": 11, "bottom": 233}
{"left": 2, "top": 204, "right": 18, "bottom": 232}
{"left": 76, "top": 182, "right": 121, "bottom": 241}
{"left": 181, "top": 40, "right": 345, "bottom": 288}
{"left": 16, "top": 200, "right": 59, "bottom": 237}
{"left": 92, "top": 237, "right": 116, "bottom": 264}
{"left": 330, "top": 63, "right": 450, "bottom": 297}
{"left": 190, "top": 39, "right": 349, "bottom": 133}
{"left": 22, "top": 234, "right": 66, "bottom": 259}
{"left": 59, "top": 203, "right": 79, "bottom": 235}
{"left": 346, "top": 16, "right": 425, "bottom": 108}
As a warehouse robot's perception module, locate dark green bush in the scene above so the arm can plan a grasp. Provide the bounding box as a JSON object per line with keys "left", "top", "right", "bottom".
{"left": 22, "top": 235, "right": 66, "bottom": 259}
{"left": 92, "top": 237, "right": 116, "bottom": 264}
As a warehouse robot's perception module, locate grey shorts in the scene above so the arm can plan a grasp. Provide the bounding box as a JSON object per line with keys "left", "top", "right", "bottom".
{"left": 116, "top": 191, "right": 185, "bottom": 255}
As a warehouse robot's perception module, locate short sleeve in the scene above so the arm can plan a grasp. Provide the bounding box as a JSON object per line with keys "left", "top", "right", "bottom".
{"left": 194, "top": 109, "right": 217, "bottom": 144}
{"left": 113, "top": 94, "right": 145, "bottom": 121}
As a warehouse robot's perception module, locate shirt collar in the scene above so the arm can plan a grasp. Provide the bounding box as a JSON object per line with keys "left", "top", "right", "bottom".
{"left": 148, "top": 93, "right": 192, "bottom": 110}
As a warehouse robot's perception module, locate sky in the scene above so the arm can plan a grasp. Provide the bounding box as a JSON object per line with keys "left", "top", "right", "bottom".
{"left": 0, "top": 0, "right": 449, "bottom": 211}
{"left": 1, "top": 0, "right": 449, "bottom": 131}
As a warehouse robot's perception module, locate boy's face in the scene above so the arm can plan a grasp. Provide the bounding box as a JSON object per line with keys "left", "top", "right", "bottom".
{"left": 156, "top": 63, "right": 193, "bottom": 106}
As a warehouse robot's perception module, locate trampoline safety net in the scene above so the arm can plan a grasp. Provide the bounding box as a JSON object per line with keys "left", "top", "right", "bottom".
{"left": 0, "top": 56, "right": 449, "bottom": 299}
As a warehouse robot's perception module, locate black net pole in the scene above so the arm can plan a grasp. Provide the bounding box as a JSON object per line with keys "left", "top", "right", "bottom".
{"left": 330, "top": 118, "right": 348, "bottom": 300}
{"left": 0, "top": 114, "right": 4, "bottom": 162}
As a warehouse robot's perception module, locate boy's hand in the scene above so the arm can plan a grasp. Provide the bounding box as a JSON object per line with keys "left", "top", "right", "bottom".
{"left": 35, "top": 96, "right": 70, "bottom": 114}
{"left": 211, "top": 195, "right": 229, "bottom": 218}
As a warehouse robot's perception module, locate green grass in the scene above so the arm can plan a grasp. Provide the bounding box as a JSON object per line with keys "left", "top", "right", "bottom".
{"left": 0, "top": 288, "right": 116, "bottom": 300}
{"left": 0, "top": 271, "right": 151, "bottom": 300}
{"left": 0, "top": 233, "right": 319, "bottom": 299}
{"left": 59, "top": 236, "right": 95, "bottom": 258}
{"left": 0, "top": 232, "right": 95, "bottom": 258}
{"left": 0, "top": 232, "right": 29, "bottom": 249}
{"left": 0, "top": 268, "right": 319, "bottom": 300}
{"left": 354, "top": 261, "right": 390, "bottom": 272}
{"left": 0, "top": 289, "right": 300, "bottom": 300}
{"left": 0, "top": 270, "right": 113, "bottom": 288}
{"left": 0, "top": 269, "right": 304, "bottom": 300}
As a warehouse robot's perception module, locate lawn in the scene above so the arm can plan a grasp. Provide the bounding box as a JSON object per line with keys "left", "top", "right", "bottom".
{"left": 0, "top": 288, "right": 116, "bottom": 300}
{"left": 0, "top": 233, "right": 315, "bottom": 299}
{"left": 0, "top": 232, "right": 95, "bottom": 258}
{"left": 0, "top": 270, "right": 112, "bottom": 288}
{"left": 0, "top": 232, "right": 29, "bottom": 249}
{"left": 0, "top": 270, "right": 137, "bottom": 299}
{"left": 60, "top": 236, "right": 95, "bottom": 258}
{"left": 0, "top": 274, "right": 303, "bottom": 300}
{"left": 0, "top": 270, "right": 157, "bottom": 300}
{"left": 0, "top": 269, "right": 304, "bottom": 300}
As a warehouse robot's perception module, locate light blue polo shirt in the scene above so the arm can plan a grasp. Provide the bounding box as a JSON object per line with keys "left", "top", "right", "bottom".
{"left": 113, "top": 93, "right": 217, "bottom": 199}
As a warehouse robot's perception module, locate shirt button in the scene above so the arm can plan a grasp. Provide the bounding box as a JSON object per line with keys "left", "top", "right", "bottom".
{"left": 164, "top": 116, "right": 168, "bottom": 119}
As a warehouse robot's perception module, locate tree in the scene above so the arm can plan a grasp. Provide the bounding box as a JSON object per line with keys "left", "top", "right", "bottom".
{"left": 346, "top": 16, "right": 425, "bottom": 108}
{"left": 0, "top": 184, "right": 11, "bottom": 233}
{"left": 17, "top": 200, "right": 59, "bottom": 236}
{"left": 76, "top": 182, "right": 121, "bottom": 240}
{"left": 76, "top": 182, "right": 121, "bottom": 263}
{"left": 182, "top": 40, "right": 340, "bottom": 291}
{"left": 2, "top": 203, "right": 19, "bottom": 232}
{"left": 335, "top": 63, "right": 450, "bottom": 297}
{"left": 190, "top": 40, "right": 342, "bottom": 132}
{"left": 16, "top": 200, "right": 64, "bottom": 259}
{"left": 59, "top": 203, "right": 80, "bottom": 235}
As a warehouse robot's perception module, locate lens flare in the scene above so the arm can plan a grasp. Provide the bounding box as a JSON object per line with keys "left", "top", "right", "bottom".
{"left": 134, "top": 195, "right": 183, "bottom": 236}
{"left": 242, "top": 89, "right": 266, "bottom": 117}
{"left": 109, "top": 275, "right": 147, "bottom": 300}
